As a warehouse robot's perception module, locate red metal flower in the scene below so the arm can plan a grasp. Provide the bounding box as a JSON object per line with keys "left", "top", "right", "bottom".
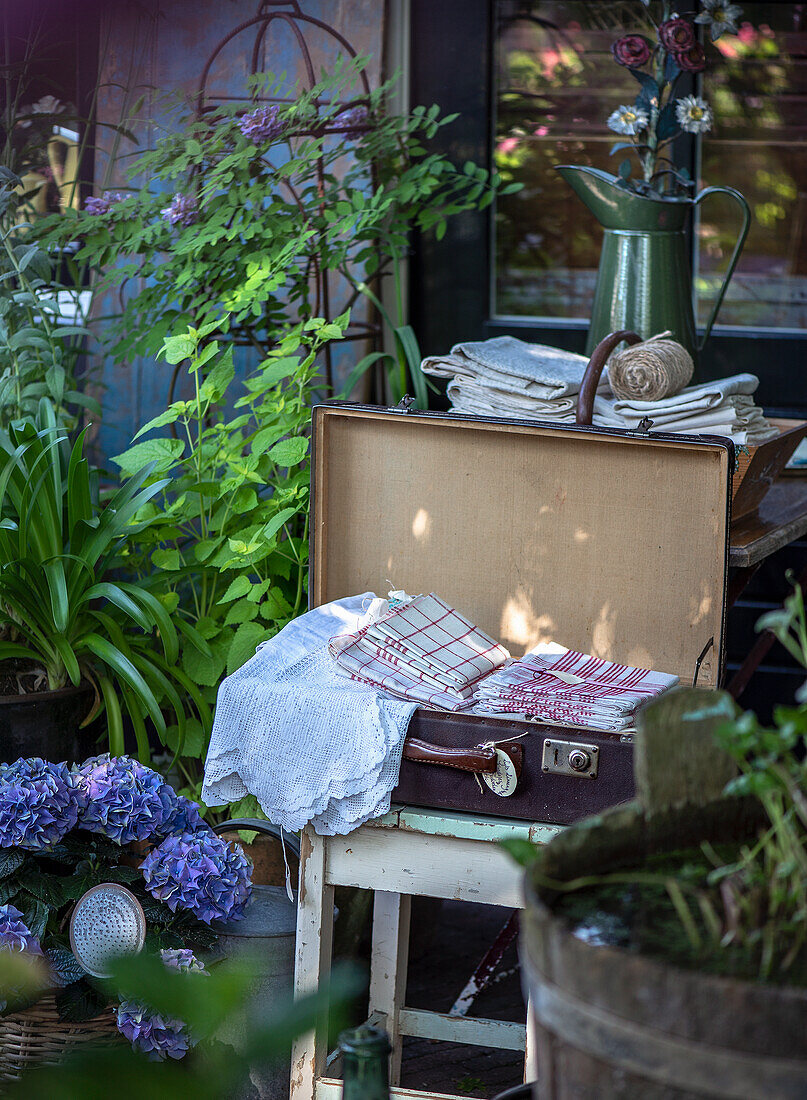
{"left": 675, "top": 42, "right": 707, "bottom": 72}
{"left": 659, "top": 17, "right": 696, "bottom": 51}
{"left": 611, "top": 35, "right": 653, "bottom": 68}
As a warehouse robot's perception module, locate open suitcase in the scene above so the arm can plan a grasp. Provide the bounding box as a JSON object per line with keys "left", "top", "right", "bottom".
{"left": 309, "top": 401, "right": 733, "bottom": 825}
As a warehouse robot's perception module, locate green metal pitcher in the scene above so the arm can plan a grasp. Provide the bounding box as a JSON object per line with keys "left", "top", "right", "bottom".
{"left": 556, "top": 165, "right": 751, "bottom": 365}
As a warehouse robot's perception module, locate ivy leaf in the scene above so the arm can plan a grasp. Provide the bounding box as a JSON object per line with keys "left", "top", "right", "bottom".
{"left": 618, "top": 159, "right": 632, "bottom": 180}
{"left": 267, "top": 437, "right": 308, "bottom": 467}
{"left": 200, "top": 345, "right": 235, "bottom": 402}
{"left": 262, "top": 506, "right": 299, "bottom": 544}
{"left": 224, "top": 600, "right": 259, "bottom": 626}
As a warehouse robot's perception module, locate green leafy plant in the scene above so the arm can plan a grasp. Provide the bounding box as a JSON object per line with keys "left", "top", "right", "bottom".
{"left": 0, "top": 398, "right": 204, "bottom": 756}
{"left": 36, "top": 57, "right": 515, "bottom": 403}
{"left": 2, "top": 951, "right": 362, "bottom": 1100}
{"left": 111, "top": 315, "right": 338, "bottom": 799}
{"left": 0, "top": 169, "right": 98, "bottom": 427}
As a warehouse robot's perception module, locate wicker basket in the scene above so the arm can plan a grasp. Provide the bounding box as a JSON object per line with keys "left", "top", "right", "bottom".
{"left": 0, "top": 992, "right": 122, "bottom": 1084}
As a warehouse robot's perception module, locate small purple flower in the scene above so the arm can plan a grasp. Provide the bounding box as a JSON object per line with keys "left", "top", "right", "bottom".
{"left": 239, "top": 104, "right": 285, "bottom": 143}
{"left": 161, "top": 192, "right": 197, "bottom": 227}
{"left": 0, "top": 758, "right": 82, "bottom": 850}
{"left": 116, "top": 1001, "right": 191, "bottom": 1060}
{"left": 160, "top": 947, "right": 206, "bottom": 973}
{"left": 333, "top": 105, "right": 369, "bottom": 138}
{"left": 73, "top": 755, "right": 170, "bottom": 844}
{"left": 85, "top": 191, "right": 125, "bottom": 216}
{"left": 140, "top": 830, "right": 252, "bottom": 925}
{"left": 116, "top": 949, "right": 206, "bottom": 1060}
{"left": 0, "top": 905, "right": 43, "bottom": 956}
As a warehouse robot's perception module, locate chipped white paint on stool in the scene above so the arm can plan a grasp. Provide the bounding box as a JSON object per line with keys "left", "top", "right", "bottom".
{"left": 290, "top": 806, "right": 561, "bottom": 1100}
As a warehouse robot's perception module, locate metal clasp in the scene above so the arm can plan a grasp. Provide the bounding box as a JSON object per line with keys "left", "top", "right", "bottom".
{"left": 627, "top": 416, "right": 655, "bottom": 435}
{"left": 393, "top": 394, "right": 415, "bottom": 413}
{"left": 541, "top": 738, "right": 599, "bottom": 779}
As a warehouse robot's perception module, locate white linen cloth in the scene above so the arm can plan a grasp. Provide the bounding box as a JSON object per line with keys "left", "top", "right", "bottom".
{"left": 474, "top": 647, "right": 679, "bottom": 732}
{"left": 202, "top": 594, "right": 418, "bottom": 835}
{"left": 425, "top": 344, "right": 777, "bottom": 444}
{"left": 330, "top": 593, "right": 510, "bottom": 711}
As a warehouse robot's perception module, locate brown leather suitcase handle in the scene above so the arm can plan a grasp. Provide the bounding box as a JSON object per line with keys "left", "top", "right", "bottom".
{"left": 402, "top": 737, "right": 523, "bottom": 778}
{"left": 576, "top": 330, "right": 643, "bottom": 425}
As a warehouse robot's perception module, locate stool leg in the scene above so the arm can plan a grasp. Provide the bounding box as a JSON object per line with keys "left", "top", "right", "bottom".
{"left": 291, "top": 827, "right": 335, "bottom": 1100}
{"left": 368, "top": 890, "right": 411, "bottom": 1086}
{"left": 524, "top": 995, "right": 538, "bottom": 1083}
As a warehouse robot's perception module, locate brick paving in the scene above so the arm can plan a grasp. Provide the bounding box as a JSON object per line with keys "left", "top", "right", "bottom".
{"left": 400, "top": 899, "right": 525, "bottom": 1098}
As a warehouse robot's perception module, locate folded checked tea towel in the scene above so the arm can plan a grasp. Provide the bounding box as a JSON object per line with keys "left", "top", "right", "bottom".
{"left": 202, "top": 594, "right": 419, "bottom": 835}
{"left": 473, "top": 647, "right": 678, "bottom": 731}
{"left": 330, "top": 593, "right": 511, "bottom": 710}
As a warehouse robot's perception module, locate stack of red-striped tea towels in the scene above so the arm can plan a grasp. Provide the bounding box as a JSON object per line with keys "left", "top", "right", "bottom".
{"left": 473, "top": 646, "right": 679, "bottom": 731}
{"left": 329, "top": 593, "right": 678, "bottom": 728}
{"left": 329, "top": 593, "right": 510, "bottom": 711}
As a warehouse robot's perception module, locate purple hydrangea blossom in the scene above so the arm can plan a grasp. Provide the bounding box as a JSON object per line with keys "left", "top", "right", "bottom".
{"left": 333, "top": 105, "right": 369, "bottom": 138}
{"left": 161, "top": 192, "right": 198, "bottom": 227}
{"left": 0, "top": 758, "right": 82, "bottom": 850}
{"left": 115, "top": 1001, "right": 191, "bottom": 1060}
{"left": 160, "top": 790, "right": 206, "bottom": 837}
{"left": 160, "top": 947, "right": 206, "bottom": 973}
{"left": 239, "top": 103, "right": 285, "bottom": 143}
{"left": 115, "top": 949, "right": 206, "bottom": 1060}
{"left": 140, "top": 830, "right": 252, "bottom": 924}
{"left": 0, "top": 905, "right": 43, "bottom": 956}
{"left": 84, "top": 191, "right": 125, "bottom": 216}
{"left": 73, "top": 755, "right": 171, "bottom": 844}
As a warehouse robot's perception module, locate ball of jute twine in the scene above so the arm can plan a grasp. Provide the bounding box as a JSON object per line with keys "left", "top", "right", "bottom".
{"left": 608, "top": 331, "right": 694, "bottom": 402}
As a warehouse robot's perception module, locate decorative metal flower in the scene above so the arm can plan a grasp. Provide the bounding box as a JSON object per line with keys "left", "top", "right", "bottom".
{"left": 140, "top": 830, "right": 252, "bottom": 925}
{"left": 695, "top": 0, "right": 744, "bottom": 40}
{"left": 0, "top": 758, "right": 82, "bottom": 851}
{"left": 607, "top": 105, "right": 650, "bottom": 137}
{"left": 675, "top": 95, "right": 714, "bottom": 134}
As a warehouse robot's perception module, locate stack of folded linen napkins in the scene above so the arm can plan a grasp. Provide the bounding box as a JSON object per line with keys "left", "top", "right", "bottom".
{"left": 329, "top": 592, "right": 510, "bottom": 711}
{"left": 421, "top": 337, "right": 603, "bottom": 421}
{"left": 473, "top": 647, "right": 679, "bottom": 731}
{"left": 423, "top": 339, "right": 778, "bottom": 445}
{"left": 595, "top": 373, "right": 778, "bottom": 445}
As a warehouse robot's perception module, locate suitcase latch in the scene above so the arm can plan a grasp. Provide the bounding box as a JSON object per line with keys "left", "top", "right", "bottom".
{"left": 541, "top": 738, "right": 599, "bottom": 779}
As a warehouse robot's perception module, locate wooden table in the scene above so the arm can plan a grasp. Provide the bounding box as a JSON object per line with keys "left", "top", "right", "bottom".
{"left": 290, "top": 807, "right": 561, "bottom": 1100}
{"left": 727, "top": 478, "right": 807, "bottom": 697}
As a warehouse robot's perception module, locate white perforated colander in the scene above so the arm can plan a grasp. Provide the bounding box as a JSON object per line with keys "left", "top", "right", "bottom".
{"left": 69, "top": 883, "right": 146, "bottom": 978}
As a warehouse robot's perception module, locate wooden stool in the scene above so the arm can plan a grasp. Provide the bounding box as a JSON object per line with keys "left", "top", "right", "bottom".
{"left": 290, "top": 806, "right": 560, "bottom": 1100}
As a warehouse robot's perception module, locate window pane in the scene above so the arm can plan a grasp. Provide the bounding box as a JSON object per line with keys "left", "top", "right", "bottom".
{"left": 494, "top": 1, "right": 807, "bottom": 333}
{"left": 494, "top": 1, "right": 650, "bottom": 320}
{"left": 697, "top": 4, "right": 807, "bottom": 329}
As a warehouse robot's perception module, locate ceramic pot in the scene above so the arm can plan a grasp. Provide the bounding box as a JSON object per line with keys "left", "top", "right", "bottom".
{"left": 0, "top": 681, "right": 98, "bottom": 764}
{"left": 556, "top": 165, "right": 751, "bottom": 366}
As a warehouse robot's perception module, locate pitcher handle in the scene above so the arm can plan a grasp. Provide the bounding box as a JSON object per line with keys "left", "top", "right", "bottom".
{"left": 693, "top": 186, "right": 751, "bottom": 351}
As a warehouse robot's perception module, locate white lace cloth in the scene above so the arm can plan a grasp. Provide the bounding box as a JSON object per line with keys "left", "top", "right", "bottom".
{"left": 202, "top": 594, "right": 418, "bottom": 835}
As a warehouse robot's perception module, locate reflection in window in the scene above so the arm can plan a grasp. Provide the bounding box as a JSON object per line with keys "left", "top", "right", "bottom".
{"left": 493, "top": 1, "right": 807, "bottom": 331}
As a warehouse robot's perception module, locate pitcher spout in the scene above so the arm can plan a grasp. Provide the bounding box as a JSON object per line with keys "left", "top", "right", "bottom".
{"left": 555, "top": 165, "right": 689, "bottom": 231}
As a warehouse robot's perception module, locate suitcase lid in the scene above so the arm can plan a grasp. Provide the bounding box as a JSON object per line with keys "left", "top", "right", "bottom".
{"left": 310, "top": 403, "right": 733, "bottom": 687}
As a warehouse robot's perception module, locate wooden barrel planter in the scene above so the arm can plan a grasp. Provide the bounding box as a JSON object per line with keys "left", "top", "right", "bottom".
{"left": 520, "top": 797, "right": 807, "bottom": 1099}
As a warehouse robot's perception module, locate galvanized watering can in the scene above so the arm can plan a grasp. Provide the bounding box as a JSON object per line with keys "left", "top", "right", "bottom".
{"left": 213, "top": 818, "right": 300, "bottom": 1100}
{"left": 556, "top": 165, "right": 751, "bottom": 366}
